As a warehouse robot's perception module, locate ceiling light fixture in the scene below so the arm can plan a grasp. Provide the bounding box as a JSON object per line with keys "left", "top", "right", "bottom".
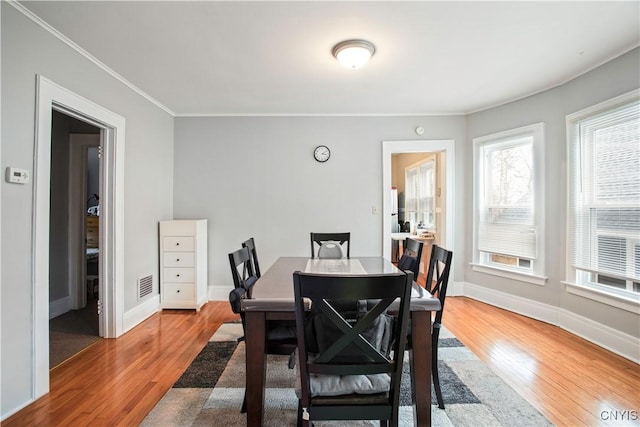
{"left": 332, "top": 39, "right": 375, "bottom": 69}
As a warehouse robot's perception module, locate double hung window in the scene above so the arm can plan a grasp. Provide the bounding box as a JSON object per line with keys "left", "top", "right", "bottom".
{"left": 567, "top": 91, "right": 640, "bottom": 297}
{"left": 405, "top": 159, "right": 435, "bottom": 229}
{"left": 473, "top": 123, "right": 545, "bottom": 282}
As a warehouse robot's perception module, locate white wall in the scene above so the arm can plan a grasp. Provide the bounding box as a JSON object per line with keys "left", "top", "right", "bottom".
{"left": 173, "top": 115, "right": 466, "bottom": 297}
{"left": 465, "top": 47, "right": 640, "bottom": 338}
{"left": 1, "top": 3, "right": 174, "bottom": 418}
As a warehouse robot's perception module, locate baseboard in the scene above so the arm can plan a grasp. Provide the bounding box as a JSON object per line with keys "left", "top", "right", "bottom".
{"left": 116, "top": 280, "right": 639, "bottom": 363}
{"left": 447, "top": 281, "right": 465, "bottom": 297}
{"left": 123, "top": 295, "right": 160, "bottom": 334}
{"left": 49, "top": 296, "right": 70, "bottom": 319}
{"left": 462, "top": 282, "right": 558, "bottom": 324}
{"left": 461, "top": 281, "right": 639, "bottom": 364}
{"left": 557, "top": 308, "right": 640, "bottom": 364}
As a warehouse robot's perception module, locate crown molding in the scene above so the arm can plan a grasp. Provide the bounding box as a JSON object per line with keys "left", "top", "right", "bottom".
{"left": 175, "top": 112, "right": 466, "bottom": 118}
{"left": 8, "top": 0, "right": 175, "bottom": 117}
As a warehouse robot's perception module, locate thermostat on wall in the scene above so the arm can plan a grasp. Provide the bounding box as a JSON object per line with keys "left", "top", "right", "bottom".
{"left": 6, "top": 167, "right": 30, "bottom": 184}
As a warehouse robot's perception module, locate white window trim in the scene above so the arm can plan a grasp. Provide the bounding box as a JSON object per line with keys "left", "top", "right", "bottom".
{"left": 404, "top": 157, "right": 436, "bottom": 229}
{"left": 471, "top": 262, "right": 548, "bottom": 286}
{"left": 565, "top": 89, "right": 640, "bottom": 304}
{"left": 472, "top": 122, "right": 546, "bottom": 280}
{"left": 563, "top": 281, "right": 640, "bottom": 314}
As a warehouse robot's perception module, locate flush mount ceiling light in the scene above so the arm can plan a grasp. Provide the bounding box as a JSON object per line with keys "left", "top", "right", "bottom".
{"left": 332, "top": 39, "right": 375, "bottom": 69}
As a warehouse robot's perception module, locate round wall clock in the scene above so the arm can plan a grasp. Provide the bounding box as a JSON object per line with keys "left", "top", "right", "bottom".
{"left": 313, "top": 145, "right": 331, "bottom": 162}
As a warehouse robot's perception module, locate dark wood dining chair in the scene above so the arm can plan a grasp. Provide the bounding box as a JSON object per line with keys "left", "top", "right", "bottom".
{"left": 407, "top": 244, "right": 453, "bottom": 409}
{"left": 241, "top": 237, "right": 261, "bottom": 278}
{"left": 293, "top": 271, "right": 412, "bottom": 426}
{"left": 227, "top": 247, "right": 297, "bottom": 413}
{"left": 310, "top": 232, "right": 351, "bottom": 258}
{"left": 397, "top": 237, "right": 424, "bottom": 280}
{"left": 228, "top": 246, "right": 258, "bottom": 292}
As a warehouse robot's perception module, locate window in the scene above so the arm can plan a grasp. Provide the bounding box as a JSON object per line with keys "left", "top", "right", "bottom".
{"left": 567, "top": 91, "right": 640, "bottom": 297}
{"left": 473, "top": 123, "right": 545, "bottom": 281}
{"left": 405, "top": 159, "right": 435, "bottom": 229}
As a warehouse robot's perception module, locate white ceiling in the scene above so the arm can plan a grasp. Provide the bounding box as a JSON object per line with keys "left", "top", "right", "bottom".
{"left": 19, "top": 1, "right": 640, "bottom": 116}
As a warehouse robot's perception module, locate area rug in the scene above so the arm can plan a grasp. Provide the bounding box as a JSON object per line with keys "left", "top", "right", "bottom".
{"left": 142, "top": 323, "right": 552, "bottom": 426}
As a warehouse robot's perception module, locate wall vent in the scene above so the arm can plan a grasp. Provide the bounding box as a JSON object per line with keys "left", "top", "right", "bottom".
{"left": 138, "top": 274, "right": 153, "bottom": 300}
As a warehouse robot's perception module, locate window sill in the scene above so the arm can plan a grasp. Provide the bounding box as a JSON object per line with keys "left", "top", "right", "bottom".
{"left": 470, "top": 263, "right": 547, "bottom": 286}
{"left": 563, "top": 281, "right": 640, "bottom": 314}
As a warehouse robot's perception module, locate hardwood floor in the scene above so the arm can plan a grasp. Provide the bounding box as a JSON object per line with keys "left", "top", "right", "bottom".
{"left": 4, "top": 304, "right": 237, "bottom": 427}
{"left": 4, "top": 298, "right": 638, "bottom": 426}
{"left": 443, "top": 298, "right": 639, "bottom": 427}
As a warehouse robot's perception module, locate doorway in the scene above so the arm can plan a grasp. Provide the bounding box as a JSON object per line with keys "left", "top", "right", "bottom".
{"left": 391, "top": 152, "right": 442, "bottom": 276}
{"left": 34, "top": 76, "right": 125, "bottom": 398}
{"left": 49, "top": 111, "right": 102, "bottom": 367}
{"left": 382, "top": 140, "right": 455, "bottom": 267}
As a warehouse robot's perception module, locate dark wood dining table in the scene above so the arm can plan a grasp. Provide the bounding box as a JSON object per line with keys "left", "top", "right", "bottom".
{"left": 241, "top": 257, "right": 441, "bottom": 426}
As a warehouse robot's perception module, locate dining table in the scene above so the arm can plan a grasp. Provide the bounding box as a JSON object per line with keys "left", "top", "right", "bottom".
{"left": 241, "top": 256, "right": 441, "bottom": 426}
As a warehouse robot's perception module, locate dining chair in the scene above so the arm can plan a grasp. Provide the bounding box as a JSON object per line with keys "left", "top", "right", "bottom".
{"left": 241, "top": 237, "right": 261, "bottom": 278}
{"left": 310, "top": 232, "right": 351, "bottom": 258}
{"left": 397, "top": 237, "right": 424, "bottom": 280}
{"left": 407, "top": 244, "right": 453, "bottom": 409}
{"left": 228, "top": 246, "right": 258, "bottom": 293}
{"left": 227, "top": 247, "right": 297, "bottom": 413}
{"left": 292, "top": 271, "right": 412, "bottom": 426}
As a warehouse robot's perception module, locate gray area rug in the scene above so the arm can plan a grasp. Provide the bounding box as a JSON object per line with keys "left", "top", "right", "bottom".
{"left": 143, "top": 323, "right": 552, "bottom": 426}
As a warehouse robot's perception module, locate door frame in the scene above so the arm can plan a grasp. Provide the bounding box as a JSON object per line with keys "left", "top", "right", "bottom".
{"left": 382, "top": 140, "right": 455, "bottom": 266}
{"left": 34, "top": 75, "right": 125, "bottom": 398}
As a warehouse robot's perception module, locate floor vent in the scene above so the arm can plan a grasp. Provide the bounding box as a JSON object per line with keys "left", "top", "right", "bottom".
{"left": 138, "top": 274, "right": 153, "bottom": 300}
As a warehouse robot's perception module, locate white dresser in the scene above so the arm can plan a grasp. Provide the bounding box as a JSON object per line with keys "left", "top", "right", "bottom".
{"left": 159, "top": 219, "right": 208, "bottom": 311}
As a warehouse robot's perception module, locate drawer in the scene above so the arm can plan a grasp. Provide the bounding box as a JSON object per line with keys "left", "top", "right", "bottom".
{"left": 86, "top": 235, "right": 99, "bottom": 248}
{"left": 163, "top": 267, "right": 194, "bottom": 283}
{"left": 163, "top": 252, "right": 195, "bottom": 268}
{"left": 163, "top": 236, "right": 194, "bottom": 252}
{"left": 163, "top": 282, "right": 195, "bottom": 302}
{"left": 86, "top": 230, "right": 99, "bottom": 247}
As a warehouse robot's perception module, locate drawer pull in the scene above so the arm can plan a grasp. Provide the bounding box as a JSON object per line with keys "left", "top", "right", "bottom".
{"left": 176, "top": 243, "right": 180, "bottom": 246}
{"left": 176, "top": 274, "right": 180, "bottom": 277}
{"left": 176, "top": 289, "right": 181, "bottom": 293}
{"left": 176, "top": 258, "right": 180, "bottom": 262}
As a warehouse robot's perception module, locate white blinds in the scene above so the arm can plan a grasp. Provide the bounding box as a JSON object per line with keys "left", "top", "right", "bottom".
{"left": 569, "top": 98, "right": 640, "bottom": 283}
{"left": 405, "top": 160, "right": 435, "bottom": 227}
{"left": 477, "top": 137, "right": 536, "bottom": 259}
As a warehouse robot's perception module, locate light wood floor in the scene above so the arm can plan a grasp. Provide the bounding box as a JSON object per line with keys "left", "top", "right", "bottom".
{"left": 4, "top": 297, "right": 638, "bottom": 426}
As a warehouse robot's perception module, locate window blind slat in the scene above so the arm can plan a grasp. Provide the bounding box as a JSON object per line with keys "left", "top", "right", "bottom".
{"left": 405, "top": 159, "right": 435, "bottom": 228}
{"left": 478, "top": 223, "right": 537, "bottom": 259}
{"left": 569, "top": 97, "right": 640, "bottom": 285}
{"left": 478, "top": 138, "right": 535, "bottom": 260}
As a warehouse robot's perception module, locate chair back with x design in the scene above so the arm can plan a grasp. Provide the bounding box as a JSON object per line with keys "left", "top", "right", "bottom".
{"left": 293, "top": 271, "right": 412, "bottom": 426}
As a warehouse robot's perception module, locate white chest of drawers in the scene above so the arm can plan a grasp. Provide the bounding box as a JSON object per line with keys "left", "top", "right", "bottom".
{"left": 159, "top": 219, "right": 208, "bottom": 311}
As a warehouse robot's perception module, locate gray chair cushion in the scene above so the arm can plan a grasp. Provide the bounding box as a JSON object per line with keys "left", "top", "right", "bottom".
{"left": 295, "top": 370, "right": 391, "bottom": 398}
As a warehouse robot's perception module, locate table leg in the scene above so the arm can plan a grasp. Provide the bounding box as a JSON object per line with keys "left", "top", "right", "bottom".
{"left": 410, "top": 311, "right": 432, "bottom": 426}
{"left": 245, "top": 311, "right": 267, "bottom": 427}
